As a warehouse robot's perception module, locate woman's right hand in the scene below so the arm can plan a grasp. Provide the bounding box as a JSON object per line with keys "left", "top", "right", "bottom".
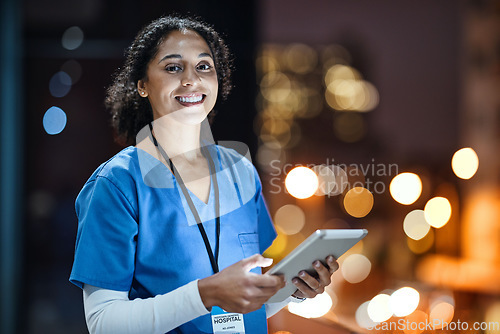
{"left": 198, "top": 254, "right": 285, "bottom": 314}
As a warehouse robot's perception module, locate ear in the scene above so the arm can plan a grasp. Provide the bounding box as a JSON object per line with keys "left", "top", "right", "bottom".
{"left": 137, "top": 80, "right": 148, "bottom": 97}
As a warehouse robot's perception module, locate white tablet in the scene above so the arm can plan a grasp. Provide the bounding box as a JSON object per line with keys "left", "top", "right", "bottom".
{"left": 265, "top": 229, "right": 368, "bottom": 303}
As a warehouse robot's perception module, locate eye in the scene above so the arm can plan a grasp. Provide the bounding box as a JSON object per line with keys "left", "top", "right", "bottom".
{"left": 197, "top": 63, "right": 213, "bottom": 71}
{"left": 165, "top": 64, "right": 182, "bottom": 72}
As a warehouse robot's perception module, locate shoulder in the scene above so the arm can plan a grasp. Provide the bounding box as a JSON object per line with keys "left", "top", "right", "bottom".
{"left": 86, "top": 147, "right": 139, "bottom": 184}
{"left": 79, "top": 146, "right": 141, "bottom": 199}
{"left": 76, "top": 147, "right": 140, "bottom": 213}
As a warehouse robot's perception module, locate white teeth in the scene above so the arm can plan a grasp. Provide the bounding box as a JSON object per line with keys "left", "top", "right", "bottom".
{"left": 178, "top": 95, "right": 203, "bottom": 103}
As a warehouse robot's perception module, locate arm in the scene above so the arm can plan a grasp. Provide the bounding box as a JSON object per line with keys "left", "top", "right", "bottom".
{"left": 83, "top": 280, "right": 208, "bottom": 334}
{"left": 83, "top": 255, "right": 285, "bottom": 334}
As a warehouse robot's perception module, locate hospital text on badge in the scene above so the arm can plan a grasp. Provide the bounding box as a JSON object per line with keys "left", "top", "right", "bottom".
{"left": 212, "top": 312, "right": 245, "bottom": 334}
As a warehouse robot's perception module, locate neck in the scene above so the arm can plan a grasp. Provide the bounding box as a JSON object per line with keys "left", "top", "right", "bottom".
{"left": 150, "top": 116, "right": 214, "bottom": 162}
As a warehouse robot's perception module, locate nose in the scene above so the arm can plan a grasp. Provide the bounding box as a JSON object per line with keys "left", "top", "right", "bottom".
{"left": 181, "top": 67, "right": 201, "bottom": 87}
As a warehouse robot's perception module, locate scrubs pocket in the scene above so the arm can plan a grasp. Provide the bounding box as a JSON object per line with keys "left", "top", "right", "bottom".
{"left": 238, "top": 233, "right": 260, "bottom": 258}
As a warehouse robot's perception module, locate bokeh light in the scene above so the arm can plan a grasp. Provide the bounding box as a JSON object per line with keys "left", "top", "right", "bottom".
{"left": 451, "top": 147, "right": 479, "bottom": 180}
{"left": 49, "top": 71, "right": 72, "bottom": 98}
{"left": 359, "top": 80, "right": 380, "bottom": 111}
{"left": 429, "top": 301, "right": 455, "bottom": 329}
{"left": 407, "top": 228, "right": 434, "bottom": 254}
{"left": 61, "top": 26, "right": 84, "bottom": 50}
{"left": 403, "top": 210, "right": 431, "bottom": 240}
{"left": 288, "top": 292, "right": 332, "bottom": 318}
{"left": 274, "top": 204, "right": 306, "bottom": 235}
{"left": 340, "top": 253, "right": 371, "bottom": 283}
{"left": 329, "top": 165, "right": 349, "bottom": 196}
{"left": 324, "top": 64, "right": 379, "bottom": 112}
{"left": 390, "top": 172, "right": 423, "bottom": 205}
{"left": 343, "top": 187, "right": 374, "bottom": 218}
{"left": 313, "top": 164, "right": 348, "bottom": 197}
{"left": 263, "top": 231, "right": 288, "bottom": 258}
{"left": 403, "top": 310, "right": 428, "bottom": 334}
{"left": 356, "top": 301, "right": 378, "bottom": 329}
{"left": 324, "top": 64, "right": 360, "bottom": 85}
{"left": 367, "top": 294, "right": 393, "bottom": 322}
{"left": 389, "top": 287, "right": 420, "bottom": 317}
{"left": 43, "top": 106, "right": 67, "bottom": 135}
{"left": 485, "top": 302, "right": 500, "bottom": 334}
{"left": 285, "top": 166, "right": 319, "bottom": 199}
{"left": 260, "top": 71, "right": 292, "bottom": 103}
{"left": 284, "top": 43, "right": 318, "bottom": 74}
{"left": 424, "top": 197, "right": 452, "bottom": 228}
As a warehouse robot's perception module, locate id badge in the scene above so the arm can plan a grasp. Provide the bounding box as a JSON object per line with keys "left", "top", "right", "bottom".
{"left": 211, "top": 306, "right": 245, "bottom": 334}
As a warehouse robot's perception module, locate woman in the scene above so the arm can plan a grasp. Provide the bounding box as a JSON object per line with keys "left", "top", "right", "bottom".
{"left": 70, "top": 15, "right": 338, "bottom": 334}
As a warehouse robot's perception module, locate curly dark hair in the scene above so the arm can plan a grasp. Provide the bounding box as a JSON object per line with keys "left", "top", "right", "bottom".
{"left": 105, "top": 15, "right": 233, "bottom": 145}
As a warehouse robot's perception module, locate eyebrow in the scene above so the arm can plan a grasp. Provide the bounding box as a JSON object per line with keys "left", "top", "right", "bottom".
{"left": 158, "top": 52, "right": 213, "bottom": 64}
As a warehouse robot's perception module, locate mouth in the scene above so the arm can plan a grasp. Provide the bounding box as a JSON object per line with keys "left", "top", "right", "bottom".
{"left": 175, "top": 94, "right": 206, "bottom": 107}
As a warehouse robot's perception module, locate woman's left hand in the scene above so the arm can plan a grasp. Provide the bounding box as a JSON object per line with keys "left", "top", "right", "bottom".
{"left": 291, "top": 255, "right": 339, "bottom": 299}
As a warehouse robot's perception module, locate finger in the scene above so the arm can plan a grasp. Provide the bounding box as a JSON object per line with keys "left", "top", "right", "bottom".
{"left": 297, "top": 271, "right": 323, "bottom": 293}
{"left": 253, "top": 286, "right": 283, "bottom": 299}
{"left": 253, "top": 273, "right": 285, "bottom": 288}
{"left": 292, "top": 277, "right": 317, "bottom": 298}
{"left": 326, "top": 255, "right": 339, "bottom": 274}
{"left": 241, "top": 254, "right": 274, "bottom": 272}
{"left": 313, "top": 260, "right": 332, "bottom": 286}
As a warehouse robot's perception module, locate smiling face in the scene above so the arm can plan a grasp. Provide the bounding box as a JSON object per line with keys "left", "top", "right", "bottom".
{"left": 137, "top": 29, "right": 219, "bottom": 125}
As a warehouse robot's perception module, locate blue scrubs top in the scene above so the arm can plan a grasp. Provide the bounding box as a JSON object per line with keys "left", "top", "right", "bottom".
{"left": 70, "top": 145, "right": 277, "bottom": 333}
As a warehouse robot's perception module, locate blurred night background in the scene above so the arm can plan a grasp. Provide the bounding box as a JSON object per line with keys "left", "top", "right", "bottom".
{"left": 1, "top": 0, "right": 500, "bottom": 333}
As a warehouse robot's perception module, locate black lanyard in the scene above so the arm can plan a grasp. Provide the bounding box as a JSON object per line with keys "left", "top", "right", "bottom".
{"left": 148, "top": 124, "right": 220, "bottom": 274}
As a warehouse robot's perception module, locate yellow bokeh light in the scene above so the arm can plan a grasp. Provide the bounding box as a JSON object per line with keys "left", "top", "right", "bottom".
{"left": 324, "top": 64, "right": 360, "bottom": 86}
{"left": 274, "top": 204, "right": 306, "bottom": 235}
{"left": 407, "top": 229, "right": 434, "bottom": 254}
{"left": 260, "top": 71, "right": 292, "bottom": 103}
{"left": 255, "top": 54, "right": 280, "bottom": 74}
{"left": 403, "top": 310, "right": 428, "bottom": 334}
{"left": 424, "top": 197, "right": 452, "bottom": 228}
{"left": 389, "top": 287, "right": 420, "bottom": 317}
{"left": 263, "top": 230, "right": 288, "bottom": 258}
{"left": 343, "top": 187, "right": 374, "bottom": 218}
{"left": 451, "top": 147, "right": 479, "bottom": 180}
{"left": 288, "top": 292, "right": 333, "bottom": 318}
{"left": 367, "top": 294, "right": 393, "bottom": 322}
{"left": 403, "top": 210, "right": 431, "bottom": 240}
{"left": 285, "top": 166, "right": 319, "bottom": 199}
{"left": 341, "top": 254, "right": 371, "bottom": 283}
{"left": 485, "top": 302, "right": 500, "bottom": 334}
{"left": 429, "top": 302, "right": 454, "bottom": 329}
{"left": 284, "top": 43, "right": 318, "bottom": 74}
{"left": 390, "top": 172, "right": 423, "bottom": 205}
{"left": 359, "top": 80, "right": 380, "bottom": 112}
